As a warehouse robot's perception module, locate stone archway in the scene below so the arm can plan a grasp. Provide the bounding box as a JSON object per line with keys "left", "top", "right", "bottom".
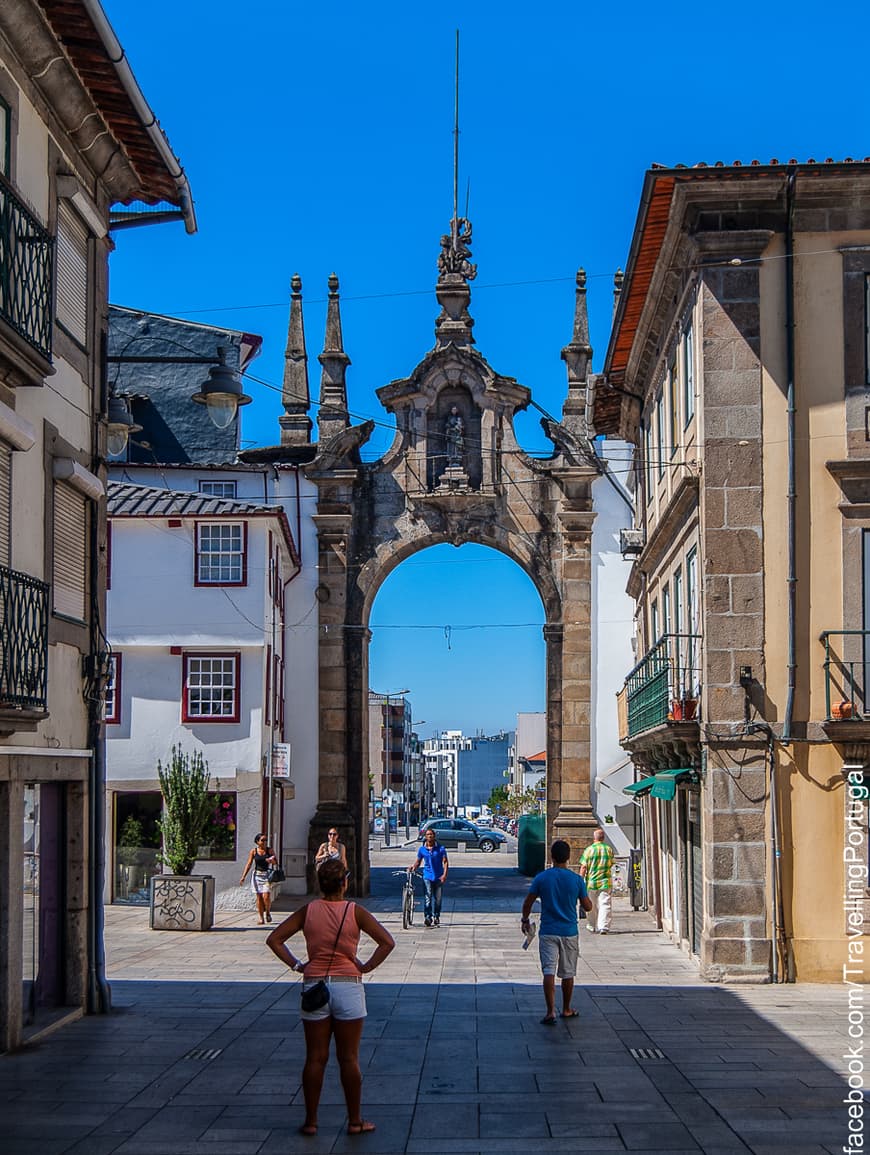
{"left": 301, "top": 226, "right": 602, "bottom": 893}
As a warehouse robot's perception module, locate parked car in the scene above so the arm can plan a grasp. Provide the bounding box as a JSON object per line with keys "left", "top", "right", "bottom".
{"left": 475, "top": 815, "right": 493, "bottom": 827}
{"left": 417, "top": 818, "right": 506, "bottom": 853}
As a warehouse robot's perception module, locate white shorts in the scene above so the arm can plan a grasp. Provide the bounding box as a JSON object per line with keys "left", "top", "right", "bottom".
{"left": 539, "top": 934, "right": 579, "bottom": 978}
{"left": 301, "top": 976, "right": 367, "bottom": 1022}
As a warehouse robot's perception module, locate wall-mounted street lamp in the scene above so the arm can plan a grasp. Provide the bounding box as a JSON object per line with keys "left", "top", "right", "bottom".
{"left": 191, "top": 345, "right": 252, "bottom": 429}
{"left": 105, "top": 393, "right": 142, "bottom": 457}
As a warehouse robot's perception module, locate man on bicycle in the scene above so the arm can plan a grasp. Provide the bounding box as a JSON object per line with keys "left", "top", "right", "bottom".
{"left": 409, "top": 827, "right": 449, "bottom": 927}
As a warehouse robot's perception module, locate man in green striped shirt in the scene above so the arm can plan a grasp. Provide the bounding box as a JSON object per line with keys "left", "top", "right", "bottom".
{"left": 579, "top": 828, "right": 614, "bottom": 934}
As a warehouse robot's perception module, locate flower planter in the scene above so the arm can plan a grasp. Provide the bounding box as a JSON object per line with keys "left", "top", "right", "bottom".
{"left": 671, "top": 698, "right": 698, "bottom": 722}
{"left": 149, "top": 874, "right": 215, "bottom": 931}
{"left": 831, "top": 700, "right": 854, "bottom": 721}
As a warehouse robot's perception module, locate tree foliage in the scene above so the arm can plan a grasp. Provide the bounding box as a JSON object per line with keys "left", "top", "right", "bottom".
{"left": 157, "top": 746, "right": 212, "bottom": 875}
{"left": 487, "top": 783, "right": 542, "bottom": 818}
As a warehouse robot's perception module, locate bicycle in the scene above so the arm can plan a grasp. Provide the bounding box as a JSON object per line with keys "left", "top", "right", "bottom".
{"left": 394, "top": 870, "right": 420, "bottom": 929}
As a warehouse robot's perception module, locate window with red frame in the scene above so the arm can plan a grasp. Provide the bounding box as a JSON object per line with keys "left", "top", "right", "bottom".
{"left": 104, "top": 653, "right": 121, "bottom": 724}
{"left": 195, "top": 522, "right": 246, "bottom": 585}
{"left": 182, "top": 653, "right": 240, "bottom": 722}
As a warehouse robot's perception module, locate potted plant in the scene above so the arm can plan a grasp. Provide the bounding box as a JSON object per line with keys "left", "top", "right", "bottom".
{"left": 150, "top": 746, "right": 216, "bottom": 931}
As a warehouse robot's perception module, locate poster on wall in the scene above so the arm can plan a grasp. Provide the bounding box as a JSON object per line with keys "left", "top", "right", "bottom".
{"left": 271, "top": 744, "right": 291, "bottom": 778}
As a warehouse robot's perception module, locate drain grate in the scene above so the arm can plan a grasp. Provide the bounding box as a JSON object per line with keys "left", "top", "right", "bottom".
{"left": 183, "top": 1047, "right": 223, "bottom": 1062}
{"left": 630, "top": 1047, "right": 665, "bottom": 1060}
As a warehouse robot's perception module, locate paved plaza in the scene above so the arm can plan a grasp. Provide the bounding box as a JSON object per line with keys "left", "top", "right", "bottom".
{"left": 0, "top": 848, "right": 854, "bottom": 1154}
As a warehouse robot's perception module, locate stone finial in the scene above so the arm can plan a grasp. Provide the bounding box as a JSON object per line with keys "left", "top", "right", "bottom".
{"left": 317, "top": 273, "right": 351, "bottom": 442}
{"left": 279, "top": 273, "right": 313, "bottom": 446}
{"left": 560, "top": 267, "right": 594, "bottom": 437}
{"left": 434, "top": 217, "right": 476, "bottom": 347}
{"left": 613, "top": 268, "right": 624, "bottom": 319}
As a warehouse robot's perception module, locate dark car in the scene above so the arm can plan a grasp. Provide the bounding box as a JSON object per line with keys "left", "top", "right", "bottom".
{"left": 417, "top": 818, "right": 506, "bottom": 853}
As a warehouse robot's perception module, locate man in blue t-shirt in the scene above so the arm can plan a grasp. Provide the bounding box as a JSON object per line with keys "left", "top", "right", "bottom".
{"left": 521, "top": 840, "right": 592, "bottom": 1024}
{"left": 410, "top": 827, "right": 449, "bottom": 927}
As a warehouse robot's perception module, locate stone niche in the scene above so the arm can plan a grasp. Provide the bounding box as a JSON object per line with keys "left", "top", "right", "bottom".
{"left": 426, "top": 387, "right": 481, "bottom": 491}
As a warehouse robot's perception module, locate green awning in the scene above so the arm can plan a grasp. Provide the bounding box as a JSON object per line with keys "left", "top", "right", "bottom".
{"left": 623, "top": 777, "right": 654, "bottom": 797}
{"left": 649, "top": 768, "right": 696, "bottom": 801}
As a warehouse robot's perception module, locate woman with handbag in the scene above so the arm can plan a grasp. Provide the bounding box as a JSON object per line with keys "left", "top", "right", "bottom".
{"left": 238, "top": 833, "right": 276, "bottom": 924}
{"left": 266, "top": 857, "right": 395, "bottom": 1137}
{"left": 314, "top": 826, "right": 348, "bottom": 871}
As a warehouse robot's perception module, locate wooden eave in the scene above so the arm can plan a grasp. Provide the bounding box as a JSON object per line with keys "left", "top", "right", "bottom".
{"left": 37, "top": 1, "right": 179, "bottom": 205}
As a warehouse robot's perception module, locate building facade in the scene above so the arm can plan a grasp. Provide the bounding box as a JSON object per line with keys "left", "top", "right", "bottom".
{"left": 0, "top": 1, "right": 193, "bottom": 1050}
{"left": 594, "top": 159, "right": 870, "bottom": 981}
{"left": 105, "top": 308, "right": 316, "bottom": 899}
{"left": 456, "top": 732, "right": 513, "bottom": 812}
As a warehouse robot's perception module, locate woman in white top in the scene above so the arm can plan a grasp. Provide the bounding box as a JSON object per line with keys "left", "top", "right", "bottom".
{"left": 314, "top": 826, "right": 348, "bottom": 871}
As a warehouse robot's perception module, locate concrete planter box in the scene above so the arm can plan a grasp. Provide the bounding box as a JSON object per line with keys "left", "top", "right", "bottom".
{"left": 149, "top": 874, "right": 215, "bottom": 931}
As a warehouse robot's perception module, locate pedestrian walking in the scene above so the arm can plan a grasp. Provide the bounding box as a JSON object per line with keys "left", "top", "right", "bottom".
{"left": 266, "top": 858, "right": 395, "bottom": 1137}
{"left": 410, "top": 826, "right": 449, "bottom": 927}
{"left": 521, "top": 839, "right": 593, "bottom": 1024}
{"left": 315, "top": 826, "right": 348, "bottom": 871}
{"left": 238, "top": 833, "right": 276, "bottom": 924}
{"left": 579, "top": 827, "right": 615, "bottom": 934}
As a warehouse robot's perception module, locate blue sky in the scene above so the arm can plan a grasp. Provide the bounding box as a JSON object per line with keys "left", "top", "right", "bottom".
{"left": 102, "top": 0, "right": 870, "bottom": 736}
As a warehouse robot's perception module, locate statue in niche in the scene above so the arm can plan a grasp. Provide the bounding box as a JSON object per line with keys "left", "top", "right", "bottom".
{"left": 444, "top": 406, "right": 465, "bottom": 465}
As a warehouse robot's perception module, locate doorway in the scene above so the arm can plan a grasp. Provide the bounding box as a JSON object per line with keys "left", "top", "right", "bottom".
{"left": 22, "top": 783, "right": 65, "bottom": 1024}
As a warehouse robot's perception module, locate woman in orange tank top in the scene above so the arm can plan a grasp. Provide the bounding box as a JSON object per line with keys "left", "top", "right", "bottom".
{"left": 266, "top": 857, "right": 395, "bottom": 1138}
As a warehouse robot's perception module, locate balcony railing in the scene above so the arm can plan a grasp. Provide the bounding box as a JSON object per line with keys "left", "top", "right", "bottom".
{"left": 624, "top": 632, "right": 701, "bottom": 738}
{"left": 0, "top": 174, "right": 53, "bottom": 361}
{"left": 822, "top": 630, "right": 868, "bottom": 720}
{"left": 0, "top": 564, "right": 49, "bottom": 710}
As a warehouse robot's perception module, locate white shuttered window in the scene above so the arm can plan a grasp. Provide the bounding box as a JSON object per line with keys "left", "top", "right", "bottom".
{"left": 56, "top": 202, "right": 88, "bottom": 346}
{"left": 53, "top": 481, "right": 86, "bottom": 620}
{"left": 0, "top": 447, "right": 10, "bottom": 567}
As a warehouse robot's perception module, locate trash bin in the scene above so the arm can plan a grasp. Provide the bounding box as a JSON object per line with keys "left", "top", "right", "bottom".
{"left": 517, "top": 812, "right": 546, "bottom": 877}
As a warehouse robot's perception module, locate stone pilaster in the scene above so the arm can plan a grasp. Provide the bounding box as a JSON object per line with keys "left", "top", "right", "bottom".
{"left": 695, "top": 235, "right": 770, "bottom": 979}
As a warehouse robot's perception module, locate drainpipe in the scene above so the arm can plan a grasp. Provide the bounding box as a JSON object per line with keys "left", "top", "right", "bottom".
{"left": 85, "top": 497, "right": 111, "bottom": 1015}
{"left": 782, "top": 171, "right": 797, "bottom": 742}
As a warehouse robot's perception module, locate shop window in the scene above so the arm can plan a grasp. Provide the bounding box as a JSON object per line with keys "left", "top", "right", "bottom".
{"left": 195, "top": 521, "right": 246, "bottom": 585}
{"left": 182, "top": 652, "right": 240, "bottom": 722}
{"left": 114, "top": 791, "right": 161, "bottom": 905}
{"left": 203, "top": 791, "right": 237, "bottom": 860}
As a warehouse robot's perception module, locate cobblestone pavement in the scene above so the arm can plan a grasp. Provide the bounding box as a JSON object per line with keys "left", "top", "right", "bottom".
{"left": 0, "top": 847, "right": 853, "bottom": 1154}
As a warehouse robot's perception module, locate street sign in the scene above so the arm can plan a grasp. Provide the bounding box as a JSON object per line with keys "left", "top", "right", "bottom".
{"left": 271, "top": 743, "right": 291, "bottom": 778}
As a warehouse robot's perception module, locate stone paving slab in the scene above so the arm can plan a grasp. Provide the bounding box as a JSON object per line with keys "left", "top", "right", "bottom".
{"left": 0, "top": 853, "right": 857, "bottom": 1153}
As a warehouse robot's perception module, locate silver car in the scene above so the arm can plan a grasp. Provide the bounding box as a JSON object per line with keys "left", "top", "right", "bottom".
{"left": 418, "top": 818, "right": 506, "bottom": 853}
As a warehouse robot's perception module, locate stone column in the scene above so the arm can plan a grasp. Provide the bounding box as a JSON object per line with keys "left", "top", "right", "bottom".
{"left": 551, "top": 508, "right": 598, "bottom": 857}
{"left": 309, "top": 505, "right": 358, "bottom": 893}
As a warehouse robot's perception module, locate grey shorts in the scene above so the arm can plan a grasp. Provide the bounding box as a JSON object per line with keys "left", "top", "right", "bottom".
{"left": 301, "top": 976, "right": 367, "bottom": 1022}
{"left": 539, "top": 934, "right": 579, "bottom": 978}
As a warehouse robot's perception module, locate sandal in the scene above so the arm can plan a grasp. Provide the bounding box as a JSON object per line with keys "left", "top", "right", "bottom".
{"left": 540, "top": 1015, "right": 557, "bottom": 1025}
{"left": 299, "top": 1123, "right": 318, "bottom": 1136}
{"left": 347, "top": 1120, "right": 376, "bottom": 1135}
{"left": 561, "top": 1009, "right": 579, "bottom": 1018}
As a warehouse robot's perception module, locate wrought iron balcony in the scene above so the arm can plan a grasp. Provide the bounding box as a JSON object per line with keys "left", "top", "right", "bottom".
{"left": 0, "top": 173, "right": 53, "bottom": 361}
{"left": 821, "top": 630, "right": 868, "bottom": 720}
{"left": 0, "top": 564, "right": 49, "bottom": 710}
{"left": 623, "top": 632, "right": 702, "bottom": 738}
